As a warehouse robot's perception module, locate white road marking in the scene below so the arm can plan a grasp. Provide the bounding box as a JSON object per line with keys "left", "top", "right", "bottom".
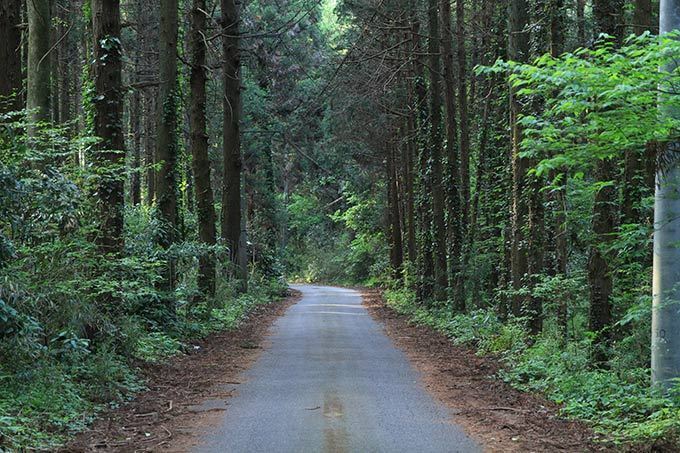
{"left": 304, "top": 311, "right": 367, "bottom": 316}
{"left": 306, "top": 304, "right": 363, "bottom": 309}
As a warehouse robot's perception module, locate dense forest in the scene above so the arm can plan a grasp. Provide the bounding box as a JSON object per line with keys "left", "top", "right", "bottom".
{"left": 2, "top": 0, "right": 680, "bottom": 450}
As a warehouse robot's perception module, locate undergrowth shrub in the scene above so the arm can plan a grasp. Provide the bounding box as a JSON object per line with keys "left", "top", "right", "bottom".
{"left": 0, "top": 118, "right": 288, "bottom": 451}
{"left": 383, "top": 286, "right": 680, "bottom": 447}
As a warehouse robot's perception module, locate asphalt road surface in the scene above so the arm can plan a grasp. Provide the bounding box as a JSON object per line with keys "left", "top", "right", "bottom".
{"left": 195, "top": 285, "right": 480, "bottom": 453}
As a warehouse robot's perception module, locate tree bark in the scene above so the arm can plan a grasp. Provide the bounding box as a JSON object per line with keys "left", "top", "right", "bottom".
{"left": 456, "top": 0, "right": 471, "bottom": 231}
{"left": 440, "top": 0, "right": 463, "bottom": 309}
{"left": 589, "top": 0, "right": 625, "bottom": 364}
{"left": 405, "top": 106, "right": 417, "bottom": 264}
{"left": 509, "top": 0, "right": 531, "bottom": 317}
{"left": 576, "top": 0, "right": 586, "bottom": 45}
{"left": 92, "top": 0, "right": 125, "bottom": 255}
{"left": 145, "top": 93, "right": 156, "bottom": 205}
{"left": 221, "top": 0, "right": 247, "bottom": 291}
{"left": 632, "top": 0, "right": 654, "bottom": 34}
{"left": 130, "top": 88, "right": 142, "bottom": 206}
{"left": 27, "top": 0, "right": 51, "bottom": 138}
{"left": 1, "top": 0, "right": 23, "bottom": 114}
{"left": 411, "top": 0, "right": 434, "bottom": 301}
{"left": 426, "top": 0, "right": 449, "bottom": 303}
{"left": 156, "top": 0, "right": 180, "bottom": 292}
{"left": 190, "top": 0, "right": 217, "bottom": 300}
{"left": 388, "top": 142, "right": 404, "bottom": 278}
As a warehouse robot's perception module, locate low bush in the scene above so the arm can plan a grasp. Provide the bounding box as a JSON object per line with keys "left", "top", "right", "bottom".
{"left": 383, "top": 287, "right": 680, "bottom": 447}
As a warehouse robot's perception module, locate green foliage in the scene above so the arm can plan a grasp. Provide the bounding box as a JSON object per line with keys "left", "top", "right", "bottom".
{"left": 285, "top": 186, "right": 387, "bottom": 284}
{"left": 483, "top": 33, "right": 680, "bottom": 175}
{"left": 0, "top": 116, "right": 287, "bottom": 451}
{"left": 384, "top": 285, "right": 680, "bottom": 446}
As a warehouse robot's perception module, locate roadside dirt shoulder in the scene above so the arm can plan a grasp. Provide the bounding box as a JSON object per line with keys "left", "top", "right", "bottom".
{"left": 64, "top": 290, "right": 301, "bottom": 452}
{"left": 362, "top": 289, "right": 612, "bottom": 453}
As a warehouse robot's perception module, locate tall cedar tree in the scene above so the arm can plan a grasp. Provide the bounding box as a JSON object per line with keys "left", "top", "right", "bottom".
{"left": 190, "top": 0, "right": 218, "bottom": 299}
{"left": 439, "top": 0, "right": 463, "bottom": 309}
{"left": 457, "top": 0, "right": 471, "bottom": 232}
{"left": 0, "top": 0, "right": 22, "bottom": 113}
{"left": 427, "top": 0, "right": 449, "bottom": 302}
{"left": 221, "top": 0, "right": 248, "bottom": 290}
{"left": 509, "top": 0, "right": 531, "bottom": 318}
{"left": 411, "top": 0, "right": 435, "bottom": 301}
{"left": 589, "top": 0, "right": 625, "bottom": 364}
{"left": 27, "top": 0, "right": 51, "bottom": 140}
{"left": 156, "top": 0, "right": 180, "bottom": 292}
{"left": 622, "top": 0, "right": 655, "bottom": 224}
{"left": 387, "top": 141, "right": 404, "bottom": 278}
{"left": 92, "top": 0, "right": 125, "bottom": 255}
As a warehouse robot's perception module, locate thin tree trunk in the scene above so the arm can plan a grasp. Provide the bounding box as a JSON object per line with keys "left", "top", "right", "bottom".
{"left": 440, "top": 0, "right": 463, "bottom": 309}
{"left": 58, "top": 3, "right": 72, "bottom": 135}
{"left": 457, "top": 0, "right": 471, "bottom": 230}
{"left": 145, "top": 93, "right": 156, "bottom": 205}
{"left": 27, "top": 0, "right": 51, "bottom": 139}
{"left": 156, "top": 0, "right": 180, "bottom": 292}
{"left": 0, "top": 0, "right": 22, "bottom": 114}
{"left": 623, "top": 0, "right": 655, "bottom": 225}
{"left": 190, "top": 0, "right": 217, "bottom": 300}
{"left": 632, "top": 0, "right": 653, "bottom": 34}
{"left": 509, "top": 0, "right": 531, "bottom": 317}
{"left": 427, "top": 0, "right": 449, "bottom": 302}
{"left": 92, "top": 0, "right": 124, "bottom": 255}
{"left": 130, "top": 88, "right": 142, "bottom": 206}
{"left": 221, "top": 0, "right": 247, "bottom": 291}
{"left": 410, "top": 0, "right": 434, "bottom": 301}
{"left": 588, "top": 0, "right": 624, "bottom": 364}
{"left": 405, "top": 111, "right": 417, "bottom": 264}
{"left": 50, "top": 0, "right": 58, "bottom": 124}
{"left": 388, "top": 142, "right": 404, "bottom": 278}
{"left": 576, "top": 0, "right": 586, "bottom": 45}
{"left": 552, "top": 0, "right": 569, "bottom": 328}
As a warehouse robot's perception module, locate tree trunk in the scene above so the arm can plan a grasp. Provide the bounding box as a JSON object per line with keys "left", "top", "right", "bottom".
{"left": 130, "top": 88, "right": 142, "bottom": 206}
{"left": 27, "top": 0, "right": 51, "bottom": 138}
{"left": 632, "top": 0, "right": 654, "bottom": 35}
{"left": 576, "top": 0, "right": 586, "bottom": 45}
{"left": 652, "top": 0, "right": 680, "bottom": 388}
{"left": 57, "top": 2, "right": 73, "bottom": 135}
{"left": 509, "top": 0, "right": 531, "bottom": 317}
{"left": 589, "top": 0, "right": 624, "bottom": 365}
{"left": 405, "top": 110, "right": 417, "bottom": 264}
{"left": 190, "top": 0, "right": 217, "bottom": 300}
{"left": 410, "top": 0, "right": 434, "bottom": 301}
{"left": 221, "top": 0, "right": 247, "bottom": 291}
{"left": 457, "top": 0, "right": 471, "bottom": 232}
{"left": 623, "top": 0, "right": 656, "bottom": 225}
{"left": 388, "top": 142, "right": 404, "bottom": 278}
{"left": 427, "top": 0, "right": 449, "bottom": 303}
{"left": 440, "top": 0, "right": 463, "bottom": 309}
{"left": 547, "top": 0, "right": 569, "bottom": 338}
{"left": 92, "top": 0, "right": 124, "bottom": 255}
{"left": 145, "top": 93, "right": 156, "bottom": 205}
{"left": 1, "top": 0, "right": 23, "bottom": 113}
{"left": 593, "top": 0, "right": 625, "bottom": 41}
{"left": 156, "top": 0, "right": 180, "bottom": 292}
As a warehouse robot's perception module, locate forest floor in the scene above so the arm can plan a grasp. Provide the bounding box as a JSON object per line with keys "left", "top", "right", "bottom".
{"left": 362, "top": 289, "right": 615, "bottom": 452}
{"left": 63, "top": 290, "right": 302, "bottom": 452}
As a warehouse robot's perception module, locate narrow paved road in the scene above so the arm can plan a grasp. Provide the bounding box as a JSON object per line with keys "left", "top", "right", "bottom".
{"left": 195, "top": 285, "right": 479, "bottom": 453}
